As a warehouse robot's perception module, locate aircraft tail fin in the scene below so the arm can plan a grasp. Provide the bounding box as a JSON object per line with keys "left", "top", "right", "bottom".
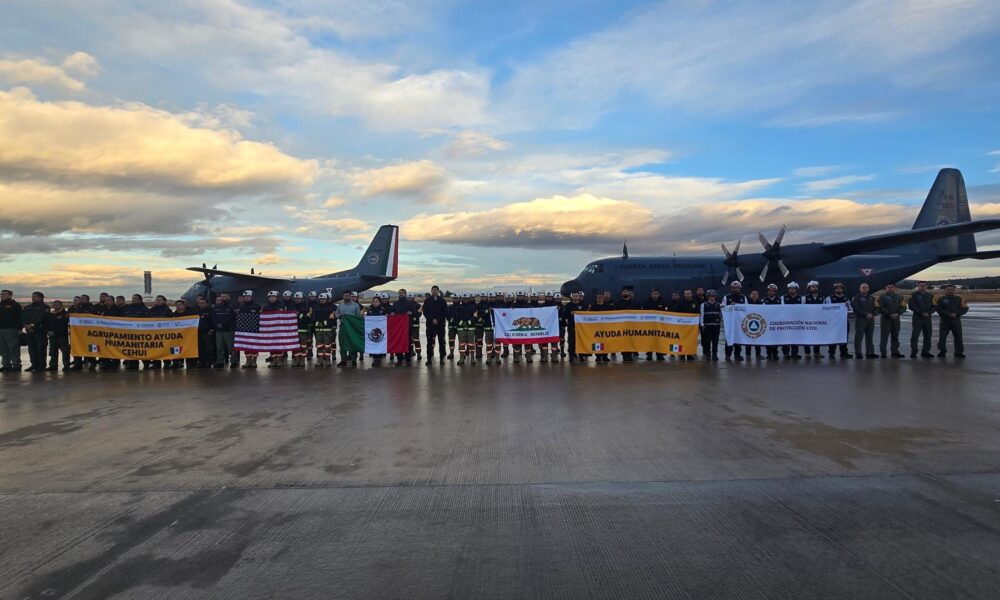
{"left": 908, "top": 168, "right": 977, "bottom": 255}
{"left": 355, "top": 225, "right": 399, "bottom": 279}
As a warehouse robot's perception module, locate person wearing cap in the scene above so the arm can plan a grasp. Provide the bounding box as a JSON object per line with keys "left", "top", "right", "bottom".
{"left": 802, "top": 280, "right": 826, "bottom": 358}
{"left": 233, "top": 291, "right": 260, "bottom": 368}
{"left": 588, "top": 291, "right": 614, "bottom": 363}
{"left": 336, "top": 291, "right": 361, "bottom": 367}
{"left": 145, "top": 295, "right": 174, "bottom": 370}
{"left": 699, "top": 290, "right": 722, "bottom": 361}
{"left": 119, "top": 293, "right": 149, "bottom": 370}
{"left": 907, "top": 281, "right": 935, "bottom": 358}
{"left": 936, "top": 284, "right": 968, "bottom": 358}
{"left": 21, "top": 291, "right": 49, "bottom": 373}
{"left": 452, "top": 294, "right": 474, "bottom": 366}
{"left": 194, "top": 296, "right": 214, "bottom": 368}
{"left": 744, "top": 290, "right": 763, "bottom": 360}
{"left": 643, "top": 288, "right": 667, "bottom": 361}
{"left": 565, "top": 290, "right": 588, "bottom": 362}
{"left": 68, "top": 294, "right": 98, "bottom": 371}
{"left": 824, "top": 282, "right": 853, "bottom": 358}
{"left": 169, "top": 299, "right": 195, "bottom": 369}
{"left": 617, "top": 287, "right": 640, "bottom": 362}
{"left": 205, "top": 290, "right": 236, "bottom": 369}
{"left": 851, "top": 283, "right": 878, "bottom": 359}
{"left": 423, "top": 285, "right": 448, "bottom": 365}
{"left": 761, "top": 284, "right": 782, "bottom": 360}
{"left": 673, "top": 290, "right": 699, "bottom": 361}
{"left": 722, "top": 281, "right": 747, "bottom": 361}
{"left": 42, "top": 299, "right": 71, "bottom": 372}
{"left": 781, "top": 282, "right": 803, "bottom": 359}
{"left": 877, "top": 283, "right": 907, "bottom": 358}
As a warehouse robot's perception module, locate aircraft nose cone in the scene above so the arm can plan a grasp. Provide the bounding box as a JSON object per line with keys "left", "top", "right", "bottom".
{"left": 561, "top": 278, "right": 582, "bottom": 297}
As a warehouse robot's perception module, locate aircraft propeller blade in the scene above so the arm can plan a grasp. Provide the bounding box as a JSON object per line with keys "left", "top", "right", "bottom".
{"left": 721, "top": 239, "right": 744, "bottom": 284}
{"left": 774, "top": 224, "right": 786, "bottom": 247}
{"left": 778, "top": 260, "right": 790, "bottom": 278}
{"left": 757, "top": 232, "right": 771, "bottom": 251}
{"left": 759, "top": 262, "right": 769, "bottom": 282}
{"left": 736, "top": 267, "right": 745, "bottom": 282}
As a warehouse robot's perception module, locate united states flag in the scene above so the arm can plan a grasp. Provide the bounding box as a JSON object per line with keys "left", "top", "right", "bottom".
{"left": 234, "top": 310, "right": 299, "bottom": 352}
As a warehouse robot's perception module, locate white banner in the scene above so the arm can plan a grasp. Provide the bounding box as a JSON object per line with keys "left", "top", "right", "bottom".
{"left": 493, "top": 307, "right": 560, "bottom": 344}
{"left": 723, "top": 303, "right": 848, "bottom": 345}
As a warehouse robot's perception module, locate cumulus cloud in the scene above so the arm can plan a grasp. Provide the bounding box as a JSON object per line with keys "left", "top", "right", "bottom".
{"left": 0, "top": 51, "right": 99, "bottom": 91}
{"left": 351, "top": 160, "right": 451, "bottom": 201}
{"left": 0, "top": 233, "right": 281, "bottom": 260}
{"left": 800, "top": 174, "right": 876, "bottom": 193}
{"left": 404, "top": 194, "right": 658, "bottom": 248}
{"left": 402, "top": 193, "right": 932, "bottom": 253}
{"left": 0, "top": 88, "right": 317, "bottom": 191}
{"left": 445, "top": 131, "right": 510, "bottom": 158}
{"left": 282, "top": 206, "right": 370, "bottom": 235}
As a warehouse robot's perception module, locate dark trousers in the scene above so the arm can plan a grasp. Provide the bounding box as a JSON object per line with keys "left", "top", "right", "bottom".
{"left": 911, "top": 316, "right": 932, "bottom": 354}
{"left": 725, "top": 343, "right": 742, "bottom": 358}
{"left": 855, "top": 317, "right": 875, "bottom": 356}
{"left": 829, "top": 320, "right": 850, "bottom": 356}
{"left": 198, "top": 331, "right": 214, "bottom": 366}
{"left": 782, "top": 344, "right": 800, "bottom": 358}
{"left": 938, "top": 317, "right": 963, "bottom": 354}
{"left": 27, "top": 330, "right": 47, "bottom": 368}
{"left": 48, "top": 336, "right": 70, "bottom": 369}
{"left": 879, "top": 316, "right": 901, "bottom": 355}
{"left": 426, "top": 322, "right": 446, "bottom": 358}
{"left": 701, "top": 325, "right": 720, "bottom": 357}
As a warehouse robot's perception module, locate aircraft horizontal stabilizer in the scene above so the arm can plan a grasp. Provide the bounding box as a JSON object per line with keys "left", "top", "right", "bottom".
{"left": 937, "top": 250, "right": 1000, "bottom": 262}
{"left": 821, "top": 219, "right": 1000, "bottom": 258}
{"left": 186, "top": 267, "right": 290, "bottom": 284}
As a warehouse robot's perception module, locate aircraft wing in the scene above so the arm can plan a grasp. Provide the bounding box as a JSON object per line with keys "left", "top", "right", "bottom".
{"left": 937, "top": 249, "right": 1000, "bottom": 262}
{"left": 821, "top": 219, "right": 1000, "bottom": 257}
{"left": 186, "top": 267, "right": 291, "bottom": 284}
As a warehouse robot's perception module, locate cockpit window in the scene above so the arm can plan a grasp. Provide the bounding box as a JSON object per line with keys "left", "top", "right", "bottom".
{"left": 585, "top": 263, "right": 603, "bottom": 274}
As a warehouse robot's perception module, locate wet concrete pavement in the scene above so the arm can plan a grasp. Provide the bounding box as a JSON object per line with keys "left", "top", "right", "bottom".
{"left": 2, "top": 307, "right": 1000, "bottom": 598}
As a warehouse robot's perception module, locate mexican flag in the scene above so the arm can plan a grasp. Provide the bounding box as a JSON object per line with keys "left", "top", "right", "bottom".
{"left": 339, "top": 314, "right": 409, "bottom": 354}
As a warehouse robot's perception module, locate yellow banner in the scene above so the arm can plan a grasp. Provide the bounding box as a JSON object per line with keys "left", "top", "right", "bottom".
{"left": 574, "top": 310, "right": 701, "bottom": 355}
{"left": 69, "top": 315, "right": 200, "bottom": 360}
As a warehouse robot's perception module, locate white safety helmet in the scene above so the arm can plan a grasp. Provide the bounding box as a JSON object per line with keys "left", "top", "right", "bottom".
{"left": 351, "top": 291, "right": 359, "bottom": 297}
{"left": 318, "top": 292, "right": 330, "bottom": 299}
{"left": 787, "top": 281, "right": 800, "bottom": 289}
{"left": 767, "top": 283, "right": 778, "bottom": 291}
{"left": 308, "top": 291, "right": 317, "bottom": 297}
{"left": 293, "top": 292, "right": 304, "bottom": 299}
{"left": 730, "top": 281, "right": 742, "bottom": 289}
{"left": 268, "top": 290, "right": 279, "bottom": 297}
{"left": 242, "top": 290, "right": 253, "bottom": 297}
{"left": 282, "top": 290, "right": 292, "bottom": 298}
{"left": 807, "top": 280, "right": 819, "bottom": 288}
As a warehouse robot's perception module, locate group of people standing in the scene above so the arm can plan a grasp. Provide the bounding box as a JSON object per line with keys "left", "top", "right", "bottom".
{"left": 0, "top": 279, "right": 970, "bottom": 373}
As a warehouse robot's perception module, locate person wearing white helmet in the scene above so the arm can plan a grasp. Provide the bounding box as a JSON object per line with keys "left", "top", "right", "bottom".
{"left": 745, "top": 288, "right": 763, "bottom": 360}
{"left": 261, "top": 290, "right": 287, "bottom": 367}
{"left": 802, "top": 280, "right": 825, "bottom": 358}
{"left": 762, "top": 284, "right": 782, "bottom": 361}
{"left": 235, "top": 290, "right": 261, "bottom": 368}
{"left": 290, "top": 292, "right": 313, "bottom": 368}
{"left": 312, "top": 293, "right": 336, "bottom": 367}
{"left": 722, "top": 280, "right": 747, "bottom": 361}
{"left": 781, "top": 281, "right": 803, "bottom": 359}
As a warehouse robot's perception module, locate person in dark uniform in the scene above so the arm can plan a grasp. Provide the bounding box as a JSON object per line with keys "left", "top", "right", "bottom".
{"left": 311, "top": 293, "right": 335, "bottom": 367}
{"left": 95, "top": 293, "right": 121, "bottom": 371}
{"left": 761, "top": 284, "right": 783, "bottom": 361}
{"left": 802, "top": 281, "right": 825, "bottom": 358}
{"left": 936, "top": 284, "right": 968, "bottom": 358}
{"left": 780, "top": 282, "right": 803, "bottom": 359}
{"left": 44, "top": 300, "right": 71, "bottom": 371}
{"left": 673, "top": 290, "right": 699, "bottom": 361}
{"left": 877, "top": 283, "right": 906, "bottom": 358}
{"left": 120, "top": 294, "right": 148, "bottom": 370}
{"left": 668, "top": 291, "right": 682, "bottom": 312}
{"left": 446, "top": 294, "right": 459, "bottom": 360}
{"left": 541, "top": 291, "right": 560, "bottom": 363}
{"left": 907, "top": 281, "right": 935, "bottom": 358}
{"left": 643, "top": 288, "right": 667, "bottom": 361}
{"left": 1, "top": 290, "right": 25, "bottom": 373}
{"left": 423, "top": 285, "right": 448, "bottom": 365}
{"left": 824, "top": 282, "right": 853, "bottom": 358}
{"left": 22, "top": 291, "right": 49, "bottom": 372}
{"left": 745, "top": 289, "right": 764, "bottom": 360}
{"left": 261, "top": 291, "right": 286, "bottom": 367}
{"left": 483, "top": 293, "right": 499, "bottom": 365}
{"left": 616, "top": 287, "right": 640, "bottom": 362}
{"left": 234, "top": 291, "right": 260, "bottom": 368}
{"left": 722, "top": 281, "right": 747, "bottom": 361}
{"left": 565, "top": 291, "right": 588, "bottom": 362}
{"left": 210, "top": 292, "right": 238, "bottom": 368}
{"left": 393, "top": 289, "right": 420, "bottom": 366}
{"left": 146, "top": 295, "right": 174, "bottom": 370}
{"left": 68, "top": 294, "right": 97, "bottom": 371}
{"left": 454, "top": 294, "right": 477, "bottom": 366}
{"left": 699, "top": 290, "right": 722, "bottom": 361}
{"left": 196, "top": 296, "right": 214, "bottom": 368}
{"left": 473, "top": 292, "right": 487, "bottom": 363}
{"left": 589, "top": 292, "right": 615, "bottom": 363}
{"left": 693, "top": 288, "right": 707, "bottom": 310}
{"left": 364, "top": 295, "right": 389, "bottom": 366}
{"left": 512, "top": 291, "right": 532, "bottom": 364}
{"left": 290, "top": 292, "right": 313, "bottom": 368}
{"left": 851, "top": 283, "right": 878, "bottom": 359}
{"left": 170, "top": 299, "right": 196, "bottom": 369}
{"left": 305, "top": 291, "right": 319, "bottom": 362}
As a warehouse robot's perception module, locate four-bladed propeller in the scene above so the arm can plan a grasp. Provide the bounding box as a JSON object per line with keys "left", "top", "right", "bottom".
{"left": 758, "top": 225, "right": 790, "bottom": 281}
{"left": 721, "top": 239, "right": 745, "bottom": 285}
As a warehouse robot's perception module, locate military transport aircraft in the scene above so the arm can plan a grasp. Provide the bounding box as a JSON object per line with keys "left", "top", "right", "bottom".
{"left": 181, "top": 225, "right": 399, "bottom": 303}
{"left": 561, "top": 169, "right": 1000, "bottom": 299}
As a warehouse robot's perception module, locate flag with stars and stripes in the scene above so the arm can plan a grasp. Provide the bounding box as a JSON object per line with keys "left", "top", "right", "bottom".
{"left": 234, "top": 310, "right": 299, "bottom": 352}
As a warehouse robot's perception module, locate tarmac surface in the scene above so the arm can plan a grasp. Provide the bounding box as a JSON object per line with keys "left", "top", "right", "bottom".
{"left": 2, "top": 306, "right": 1000, "bottom": 599}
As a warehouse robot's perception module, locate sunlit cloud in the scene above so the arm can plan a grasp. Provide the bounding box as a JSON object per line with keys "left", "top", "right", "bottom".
{"left": 0, "top": 51, "right": 99, "bottom": 91}
{"left": 350, "top": 159, "right": 451, "bottom": 201}
{"left": 800, "top": 174, "right": 876, "bottom": 193}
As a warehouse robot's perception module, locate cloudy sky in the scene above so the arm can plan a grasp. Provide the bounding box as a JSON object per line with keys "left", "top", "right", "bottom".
{"left": 2, "top": 0, "right": 1000, "bottom": 298}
